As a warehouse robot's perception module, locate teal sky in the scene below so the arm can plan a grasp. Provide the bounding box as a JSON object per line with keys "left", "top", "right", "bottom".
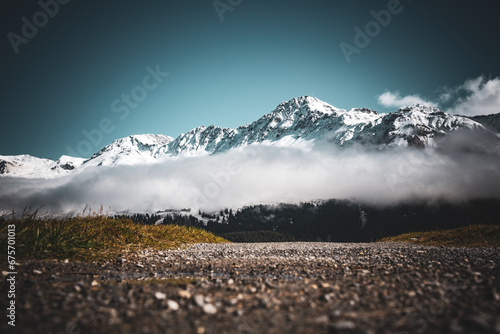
{"left": 1, "top": 0, "right": 499, "bottom": 159}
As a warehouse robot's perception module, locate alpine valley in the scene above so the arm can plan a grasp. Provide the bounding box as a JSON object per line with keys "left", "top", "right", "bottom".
{"left": 2, "top": 96, "right": 500, "bottom": 179}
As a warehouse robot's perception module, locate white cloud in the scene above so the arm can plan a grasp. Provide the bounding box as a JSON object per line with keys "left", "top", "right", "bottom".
{"left": 444, "top": 75, "right": 500, "bottom": 116}
{"left": 377, "top": 91, "right": 438, "bottom": 108}
{"left": 377, "top": 75, "right": 500, "bottom": 116}
{"left": 1, "top": 140, "right": 500, "bottom": 215}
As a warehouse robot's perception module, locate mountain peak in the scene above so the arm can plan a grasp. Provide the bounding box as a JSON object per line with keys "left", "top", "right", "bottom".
{"left": 348, "top": 107, "right": 378, "bottom": 115}
{"left": 284, "top": 95, "right": 320, "bottom": 105}
{"left": 3, "top": 97, "right": 498, "bottom": 178}
{"left": 276, "top": 95, "right": 331, "bottom": 108}
{"left": 397, "top": 104, "right": 442, "bottom": 114}
{"left": 84, "top": 134, "right": 175, "bottom": 167}
{"left": 272, "top": 96, "right": 340, "bottom": 119}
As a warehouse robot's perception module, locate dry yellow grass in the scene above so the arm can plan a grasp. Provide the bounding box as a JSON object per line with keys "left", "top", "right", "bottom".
{"left": 380, "top": 224, "right": 500, "bottom": 247}
{"left": 0, "top": 213, "right": 228, "bottom": 261}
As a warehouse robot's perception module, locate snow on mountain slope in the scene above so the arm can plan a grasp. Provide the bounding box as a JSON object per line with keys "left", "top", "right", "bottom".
{"left": 156, "top": 96, "right": 490, "bottom": 157}
{"left": 362, "top": 104, "right": 487, "bottom": 149}
{"left": 0, "top": 154, "right": 85, "bottom": 178}
{"left": 82, "top": 134, "right": 174, "bottom": 168}
{"left": 0, "top": 135, "right": 172, "bottom": 178}
{"left": 156, "top": 96, "right": 372, "bottom": 157}
{"left": 2, "top": 96, "right": 498, "bottom": 179}
{"left": 53, "top": 155, "right": 86, "bottom": 172}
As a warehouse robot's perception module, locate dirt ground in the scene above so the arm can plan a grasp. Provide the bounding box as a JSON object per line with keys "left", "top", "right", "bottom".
{"left": 2, "top": 242, "right": 499, "bottom": 333}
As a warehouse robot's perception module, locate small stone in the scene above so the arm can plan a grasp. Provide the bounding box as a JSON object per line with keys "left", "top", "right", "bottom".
{"left": 493, "top": 289, "right": 500, "bottom": 301}
{"left": 315, "top": 315, "right": 329, "bottom": 324}
{"left": 91, "top": 280, "right": 99, "bottom": 286}
{"left": 33, "top": 269, "right": 43, "bottom": 274}
{"left": 194, "top": 294, "right": 205, "bottom": 307}
{"left": 167, "top": 300, "right": 179, "bottom": 311}
{"left": 332, "top": 320, "right": 356, "bottom": 330}
{"left": 407, "top": 291, "right": 416, "bottom": 297}
{"left": 322, "top": 293, "right": 334, "bottom": 302}
{"left": 196, "top": 327, "right": 206, "bottom": 334}
{"left": 178, "top": 290, "right": 192, "bottom": 299}
{"left": 155, "top": 292, "right": 167, "bottom": 300}
{"left": 203, "top": 303, "right": 217, "bottom": 315}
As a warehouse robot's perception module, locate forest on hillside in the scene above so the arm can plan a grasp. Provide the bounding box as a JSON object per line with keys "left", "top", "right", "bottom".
{"left": 122, "top": 198, "right": 500, "bottom": 242}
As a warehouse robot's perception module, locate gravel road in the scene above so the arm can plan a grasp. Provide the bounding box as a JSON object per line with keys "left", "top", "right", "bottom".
{"left": 2, "top": 242, "right": 499, "bottom": 333}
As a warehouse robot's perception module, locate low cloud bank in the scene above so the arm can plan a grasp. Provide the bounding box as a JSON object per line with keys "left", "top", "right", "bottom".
{"left": 378, "top": 75, "right": 500, "bottom": 116}
{"left": 377, "top": 91, "right": 437, "bottom": 108}
{"left": 1, "top": 136, "right": 500, "bottom": 214}
{"left": 444, "top": 75, "right": 500, "bottom": 116}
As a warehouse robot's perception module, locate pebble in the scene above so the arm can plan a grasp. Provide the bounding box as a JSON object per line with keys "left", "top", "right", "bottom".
{"left": 154, "top": 292, "right": 166, "bottom": 300}
{"left": 332, "top": 320, "right": 356, "bottom": 330}
{"left": 167, "top": 300, "right": 179, "bottom": 311}
{"left": 12, "top": 242, "right": 500, "bottom": 334}
{"left": 178, "top": 290, "right": 191, "bottom": 299}
{"left": 202, "top": 303, "right": 217, "bottom": 315}
{"left": 194, "top": 294, "right": 205, "bottom": 307}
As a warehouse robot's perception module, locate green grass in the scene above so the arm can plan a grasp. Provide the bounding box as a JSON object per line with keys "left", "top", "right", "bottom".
{"left": 379, "top": 224, "right": 500, "bottom": 247}
{"left": 0, "top": 212, "right": 228, "bottom": 261}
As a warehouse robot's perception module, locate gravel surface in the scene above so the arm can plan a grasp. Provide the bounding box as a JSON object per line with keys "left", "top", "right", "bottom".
{"left": 2, "top": 242, "right": 500, "bottom": 333}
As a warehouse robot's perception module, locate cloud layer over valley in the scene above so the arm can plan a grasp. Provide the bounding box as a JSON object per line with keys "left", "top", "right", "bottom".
{"left": 2, "top": 135, "right": 500, "bottom": 215}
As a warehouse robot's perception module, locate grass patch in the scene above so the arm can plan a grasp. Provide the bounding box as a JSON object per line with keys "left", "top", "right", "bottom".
{"left": 0, "top": 212, "right": 228, "bottom": 261}
{"left": 379, "top": 224, "right": 500, "bottom": 247}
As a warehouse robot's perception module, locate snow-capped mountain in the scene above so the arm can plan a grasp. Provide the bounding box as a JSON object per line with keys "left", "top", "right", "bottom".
{"left": 0, "top": 154, "right": 85, "bottom": 178}
{"left": 156, "top": 96, "right": 488, "bottom": 156}
{"left": 1, "top": 96, "right": 498, "bottom": 179}
{"left": 82, "top": 134, "right": 174, "bottom": 168}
